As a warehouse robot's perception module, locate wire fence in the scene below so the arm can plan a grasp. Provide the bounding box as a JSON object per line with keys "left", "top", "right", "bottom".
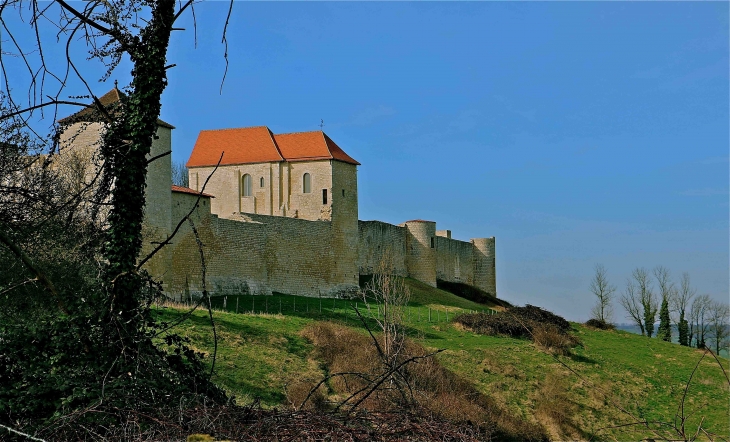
{"left": 170, "top": 294, "right": 497, "bottom": 325}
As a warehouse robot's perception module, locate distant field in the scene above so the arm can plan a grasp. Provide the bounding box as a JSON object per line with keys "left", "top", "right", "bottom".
{"left": 155, "top": 279, "right": 729, "bottom": 441}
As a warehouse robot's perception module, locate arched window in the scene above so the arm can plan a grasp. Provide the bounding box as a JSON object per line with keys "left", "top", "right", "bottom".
{"left": 260, "top": 177, "right": 265, "bottom": 188}
{"left": 242, "top": 174, "right": 252, "bottom": 197}
{"left": 303, "top": 173, "right": 311, "bottom": 193}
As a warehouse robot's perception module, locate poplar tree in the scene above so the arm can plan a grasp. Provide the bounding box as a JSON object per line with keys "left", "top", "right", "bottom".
{"left": 658, "top": 296, "right": 671, "bottom": 342}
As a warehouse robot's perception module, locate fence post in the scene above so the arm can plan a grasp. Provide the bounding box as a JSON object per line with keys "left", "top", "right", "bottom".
{"left": 279, "top": 298, "right": 282, "bottom": 314}
{"left": 445, "top": 309, "right": 449, "bottom": 322}
{"left": 437, "top": 310, "right": 440, "bottom": 322}
{"left": 224, "top": 296, "right": 227, "bottom": 310}
{"left": 236, "top": 297, "right": 239, "bottom": 314}
{"left": 252, "top": 297, "right": 255, "bottom": 314}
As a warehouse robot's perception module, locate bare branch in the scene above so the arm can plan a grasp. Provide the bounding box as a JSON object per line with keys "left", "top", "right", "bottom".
{"left": 54, "top": 0, "right": 113, "bottom": 35}
{"left": 0, "top": 99, "right": 89, "bottom": 121}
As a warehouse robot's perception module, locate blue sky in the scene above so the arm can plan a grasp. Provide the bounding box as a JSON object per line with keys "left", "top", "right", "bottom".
{"left": 6, "top": 2, "right": 729, "bottom": 321}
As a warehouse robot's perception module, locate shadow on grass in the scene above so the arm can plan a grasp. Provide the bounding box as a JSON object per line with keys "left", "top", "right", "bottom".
{"left": 568, "top": 352, "right": 597, "bottom": 364}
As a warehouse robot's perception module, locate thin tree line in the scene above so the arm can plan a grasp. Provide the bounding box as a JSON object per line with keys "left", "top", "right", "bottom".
{"left": 590, "top": 264, "right": 728, "bottom": 352}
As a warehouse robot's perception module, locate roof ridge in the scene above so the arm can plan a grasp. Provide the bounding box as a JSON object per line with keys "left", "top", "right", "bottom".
{"left": 198, "top": 126, "right": 270, "bottom": 133}
{"left": 320, "top": 131, "right": 334, "bottom": 161}
{"left": 276, "top": 129, "right": 324, "bottom": 136}
{"left": 266, "top": 126, "right": 285, "bottom": 161}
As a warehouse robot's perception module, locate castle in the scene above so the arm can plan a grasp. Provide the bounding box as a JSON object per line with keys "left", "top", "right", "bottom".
{"left": 59, "top": 88, "right": 497, "bottom": 298}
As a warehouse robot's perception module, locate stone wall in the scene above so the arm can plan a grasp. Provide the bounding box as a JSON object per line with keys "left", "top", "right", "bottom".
{"left": 404, "top": 221, "right": 437, "bottom": 287}
{"left": 189, "top": 160, "right": 338, "bottom": 221}
{"left": 357, "top": 221, "right": 408, "bottom": 276}
{"left": 167, "top": 193, "right": 359, "bottom": 298}
{"left": 435, "top": 236, "right": 475, "bottom": 285}
{"left": 164, "top": 200, "right": 495, "bottom": 298}
{"left": 472, "top": 237, "right": 497, "bottom": 296}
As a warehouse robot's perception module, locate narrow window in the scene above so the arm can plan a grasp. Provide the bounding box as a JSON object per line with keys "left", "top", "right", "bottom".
{"left": 430, "top": 237, "right": 435, "bottom": 248}
{"left": 322, "top": 189, "right": 328, "bottom": 204}
{"left": 260, "top": 177, "right": 265, "bottom": 188}
{"left": 303, "top": 173, "right": 311, "bottom": 193}
{"left": 342, "top": 189, "right": 345, "bottom": 197}
{"left": 242, "top": 174, "right": 252, "bottom": 197}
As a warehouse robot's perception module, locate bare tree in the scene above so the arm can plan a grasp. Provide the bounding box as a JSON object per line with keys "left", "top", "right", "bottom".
{"left": 590, "top": 264, "right": 615, "bottom": 323}
{"left": 707, "top": 300, "right": 729, "bottom": 356}
{"left": 619, "top": 268, "right": 658, "bottom": 337}
{"left": 620, "top": 278, "right": 645, "bottom": 336}
{"left": 172, "top": 161, "right": 189, "bottom": 187}
{"left": 653, "top": 266, "right": 675, "bottom": 304}
{"left": 671, "top": 272, "right": 695, "bottom": 346}
{"left": 689, "top": 294, "right": 712, "bottom": 349}
{"left": 361, "top": 251, "right": 411, "bottom": 366}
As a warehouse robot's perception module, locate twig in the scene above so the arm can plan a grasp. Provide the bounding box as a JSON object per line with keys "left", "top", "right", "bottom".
{"left": 0, "top": 423, "right": 47, "bottom": 442}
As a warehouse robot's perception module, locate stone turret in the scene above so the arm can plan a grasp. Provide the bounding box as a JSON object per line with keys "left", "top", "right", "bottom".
{"left": 404, "top": 220, "right": 437, "bottom": 287}
{"left": 471, "top": 237, "right": 496, "bottom": 297}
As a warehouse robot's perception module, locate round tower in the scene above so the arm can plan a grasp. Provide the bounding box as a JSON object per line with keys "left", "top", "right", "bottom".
{"left": 404, "top": 220, "right": 437, "bottom": 287}
{"left": 471, "top": 237, "right": 496, "bottom": 297}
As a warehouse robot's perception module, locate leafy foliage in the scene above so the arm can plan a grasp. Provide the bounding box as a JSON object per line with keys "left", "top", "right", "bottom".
{"left": 657, "top": 296, "right": 671, "bottom": 342}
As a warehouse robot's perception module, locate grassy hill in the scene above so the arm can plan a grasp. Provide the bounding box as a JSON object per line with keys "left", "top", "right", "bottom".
{"left": 154, "top": 279, "right": 729, "bottom": 441}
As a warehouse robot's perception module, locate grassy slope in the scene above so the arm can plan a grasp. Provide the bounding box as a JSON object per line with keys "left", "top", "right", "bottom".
{"left": 155, "top": 280, "right": 729, "bottom": 441}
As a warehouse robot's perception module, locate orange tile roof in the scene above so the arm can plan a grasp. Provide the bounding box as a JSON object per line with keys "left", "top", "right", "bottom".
{"left": 171, "top": 185, "right": 214, "bottom": 198}
{"left": 186, "top": 126, "right": 283, "bottom": 167}
{"left": 187, "top": 127, "right": 359, "bottom": 167}
{"left": 59, "top": 88, "right": 175, "bottom": 129}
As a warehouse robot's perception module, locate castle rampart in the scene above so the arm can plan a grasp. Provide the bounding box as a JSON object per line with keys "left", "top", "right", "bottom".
{"left": 471, "top": 237, "right": 497, "bottom": 296}
{"left": 57, "top": 97, "right": 497, "bottom": 300}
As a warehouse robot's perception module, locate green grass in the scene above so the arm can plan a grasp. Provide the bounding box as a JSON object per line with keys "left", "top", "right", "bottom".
{"left": 156, "top": 280, "right": 729, "bottom": 441}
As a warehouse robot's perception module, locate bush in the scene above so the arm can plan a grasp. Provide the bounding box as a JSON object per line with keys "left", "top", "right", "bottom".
{"left": 453, "top": 305, "right": 581, "bottom": 356}
{"left": 509, "top": 305, "right": 571, "bottom": 332}
{"left": 532, "top": 325, "right": 581, "bottom": 356}
{"left": 453, "top": 312, "right": 533, "bottom": 339}
{"left": 585, "top": 318, "right": 615, "bottom": 330}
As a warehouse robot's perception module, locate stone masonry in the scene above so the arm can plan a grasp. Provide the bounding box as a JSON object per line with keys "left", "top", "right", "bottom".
{"left": 59, "top": 92, "right": 497, "bottom": 299}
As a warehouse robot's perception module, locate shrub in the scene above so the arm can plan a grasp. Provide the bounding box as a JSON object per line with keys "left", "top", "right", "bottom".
{"left": 585, "top": 318, "right": 615, "bottom": 330}
{"left": 509, "top": 305, "right": 571, "bottom": 332}
{"left": 285, "top": 379, "right": 328, "bottom": 411}
{"left": 533, "top": 325, "right": 581, "bottom": 356}
{"left": 453, "top": 305, "right": 582, "bottom": 356}
{"left": 453, "top": 312, "right": 533, "bottom": 339}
